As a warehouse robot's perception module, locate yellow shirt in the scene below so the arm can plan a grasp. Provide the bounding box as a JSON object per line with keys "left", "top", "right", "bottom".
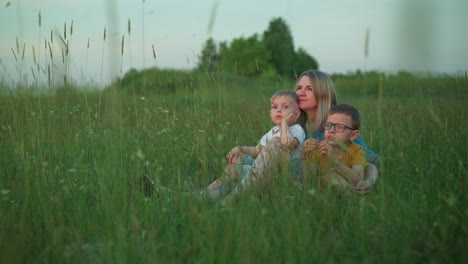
{"left": 307, "top": 142, "right": 368, "bottom": 173}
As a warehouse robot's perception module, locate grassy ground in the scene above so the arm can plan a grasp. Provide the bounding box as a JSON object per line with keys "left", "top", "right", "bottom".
{"left": 0, "top": 72, "right": 466, "bottom": 263}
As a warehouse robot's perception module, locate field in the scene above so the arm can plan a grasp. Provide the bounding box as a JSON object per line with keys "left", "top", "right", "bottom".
{"left": 0, "top": 72, "right": 467, "bottom": 263}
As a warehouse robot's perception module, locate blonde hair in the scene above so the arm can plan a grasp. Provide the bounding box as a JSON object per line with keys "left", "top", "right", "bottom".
{"left": 296, "top": 70, "right": 337, "bottom": 131}
{"left": 270, "top": 90, "right": 299, "bottom": 108}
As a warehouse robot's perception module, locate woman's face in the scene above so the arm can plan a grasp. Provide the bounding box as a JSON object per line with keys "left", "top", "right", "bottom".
{"left": 295, "top": 75, "right": 317, "bottom": 112}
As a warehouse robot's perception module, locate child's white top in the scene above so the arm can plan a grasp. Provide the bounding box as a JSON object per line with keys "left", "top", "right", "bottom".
{"left": 258, "top": 124, "right": 306, "bottom": 159}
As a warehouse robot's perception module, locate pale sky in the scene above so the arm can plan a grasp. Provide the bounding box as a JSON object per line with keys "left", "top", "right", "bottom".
{"left": 1, "top": 0, "right": 467, "bottom": 87}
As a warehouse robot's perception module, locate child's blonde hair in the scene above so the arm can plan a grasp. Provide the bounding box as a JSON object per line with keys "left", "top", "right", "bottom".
{"left": 296, "top": 70, "right": 337, "bottom": 131}
{"left": 270, "top": 90, "right": 299, "bottom": 107}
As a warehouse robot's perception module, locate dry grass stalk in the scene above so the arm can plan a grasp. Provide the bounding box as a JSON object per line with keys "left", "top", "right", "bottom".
{"left": 64, "top": 23, "right": 67, "bottom": 40}
{"left": 11, "top": 48, "right": 17, "bottom": 62}
{"left": 21, "top": 43, "right": 25, "bottom": 60}
{"left": 48, "top": 41, "right": 53, "bottom": 59}
{"left": 121, "top": 35, "right": 125, "bottom": 56}
{"left": 152, "top": 44, "right": 156, "bottom": 60}
{"left": 47, "top": 65, "right": 50, "bottom": 86}
{"left": 31, "top": 66, "right": 36, "bottom": 81}
{"left": 32, "top": 46, "right": 36, "bottom": 64}
{"left": 364, "top": 28, "right": 370, "bottom": 58}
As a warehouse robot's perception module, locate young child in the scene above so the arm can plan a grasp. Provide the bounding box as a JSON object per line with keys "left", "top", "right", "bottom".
{"left": 202, "top": 90, "right": 306, "bottom": 198}
{"left": 302, "top": 104, "right": 368, "bottom": 191}
{"left": 143, "top": 90, "right": 306, "bottom": 199}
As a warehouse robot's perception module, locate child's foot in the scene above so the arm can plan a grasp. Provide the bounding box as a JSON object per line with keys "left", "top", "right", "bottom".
{"left": 142, "top": 175, "right": 155, "bottom": 197}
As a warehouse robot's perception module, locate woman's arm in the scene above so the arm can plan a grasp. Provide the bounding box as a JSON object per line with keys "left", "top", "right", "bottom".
{"left": 351, "top": 135, "right": 379, "bottom": 191}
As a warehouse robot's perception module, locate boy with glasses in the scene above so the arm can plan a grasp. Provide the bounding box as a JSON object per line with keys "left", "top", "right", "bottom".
{"left": 302, "top": 104, "right": 368, "bottom": 190}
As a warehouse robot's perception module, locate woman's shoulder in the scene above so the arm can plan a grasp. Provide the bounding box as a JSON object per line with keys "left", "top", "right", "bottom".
{"left": 307, "top": 130, "right": 324, "bottom": 140}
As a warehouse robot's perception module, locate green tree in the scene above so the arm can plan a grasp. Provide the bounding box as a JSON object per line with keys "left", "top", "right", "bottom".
{"left": 220, "top": 34, "right": 271, "bottom": 77}
{"left": 263, "top": 17, "right": 296, "bottom": 79}
{"left": 293, "top": 47, "right": 319, "bottom": 77}
{"left": 196, "top": 38, "right": 220, "bottom": 72}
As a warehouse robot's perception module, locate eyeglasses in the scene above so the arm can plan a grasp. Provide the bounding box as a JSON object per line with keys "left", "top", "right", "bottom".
{"left": 322, "top": 122, "right": 354, "bottom": 132}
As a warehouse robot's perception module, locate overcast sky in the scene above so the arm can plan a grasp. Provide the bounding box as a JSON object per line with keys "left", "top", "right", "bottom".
{"left": 1, "top": 0, "right": 467, "bottom": 86}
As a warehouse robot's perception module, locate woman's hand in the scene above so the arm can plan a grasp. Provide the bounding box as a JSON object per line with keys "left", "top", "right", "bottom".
{"left": 225, "top": 147, "right": 242, "bottom": 165}
{"left": 301, "top": 138, "right": 318, "bottom": 160}
{"left": 354, "top": 181, "right": 371, "bottom": 194}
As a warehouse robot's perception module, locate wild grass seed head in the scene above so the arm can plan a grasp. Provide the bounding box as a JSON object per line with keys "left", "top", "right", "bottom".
{"left": 121, "top": 35, "right": 124, "bottom": 56}
{"left": 32, "top": 46, "right": 36, "bottom": 64}
{"left": 128, "top": 19, "right": 131, "bottom": 35}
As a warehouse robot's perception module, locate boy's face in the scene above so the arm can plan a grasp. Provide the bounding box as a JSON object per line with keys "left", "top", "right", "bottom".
{"left": 324, "top": 113, "right": 359, "bottom": 145}
{"left": 270, "top": 96, "right": 300, "bottom": 126}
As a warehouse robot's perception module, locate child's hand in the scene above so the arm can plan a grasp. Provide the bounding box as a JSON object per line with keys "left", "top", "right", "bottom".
{"left": 319, "top": 140, "right": 329, "bottom": 157}
{"left": 282, "top": 113, "right": 297, "bottom": 127}
{"left": 225, "top": 147, "right": 242, "bottom": 165}
{"left": 301, "top": 138, "right": 318, "bottom": 160}
{"left": 321, "top": 141, "right": 343, "bottom": 163}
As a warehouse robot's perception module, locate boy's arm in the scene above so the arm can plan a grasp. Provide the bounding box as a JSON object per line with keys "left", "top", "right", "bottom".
{"left": 280, "top": 113, "right": 298, "bottom": 146}
{"left": 280, "top": 119, "right": 298, "bottom": 148}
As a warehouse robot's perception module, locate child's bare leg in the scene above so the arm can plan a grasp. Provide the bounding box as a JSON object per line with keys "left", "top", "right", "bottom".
{"left": 206, "top": 165, "right": 241, "bottom": 191}
{"left": 222, "top": 146, "right": 288, "bottom": 204}
{"left": 323, "top": 170, "right": 349, "bottom": 191}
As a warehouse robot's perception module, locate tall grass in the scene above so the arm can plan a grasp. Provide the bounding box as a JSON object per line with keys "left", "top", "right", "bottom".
{"left": 0, "top": 71, "right": 466, "bottom": 263}
{"left": 0, "top": 5, "right": 466, "bottom": 262}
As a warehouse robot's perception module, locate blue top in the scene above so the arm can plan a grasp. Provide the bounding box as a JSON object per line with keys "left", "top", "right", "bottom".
{"left": 309, "top": 130, "right": 379, "bottom": 166}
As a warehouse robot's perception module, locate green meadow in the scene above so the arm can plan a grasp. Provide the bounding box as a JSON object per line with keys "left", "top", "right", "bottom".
{"left": 0, "top": 71, "right": 466, "bottom": 263}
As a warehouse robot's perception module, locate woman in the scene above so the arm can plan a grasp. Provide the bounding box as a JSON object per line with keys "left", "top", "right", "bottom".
{"left": 295, "top": 70, "right": 378, "bottom": 192}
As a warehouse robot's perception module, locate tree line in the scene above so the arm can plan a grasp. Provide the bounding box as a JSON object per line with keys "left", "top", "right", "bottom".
{"left": 196, "top": 17, "right": 319, "bottom": 80}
